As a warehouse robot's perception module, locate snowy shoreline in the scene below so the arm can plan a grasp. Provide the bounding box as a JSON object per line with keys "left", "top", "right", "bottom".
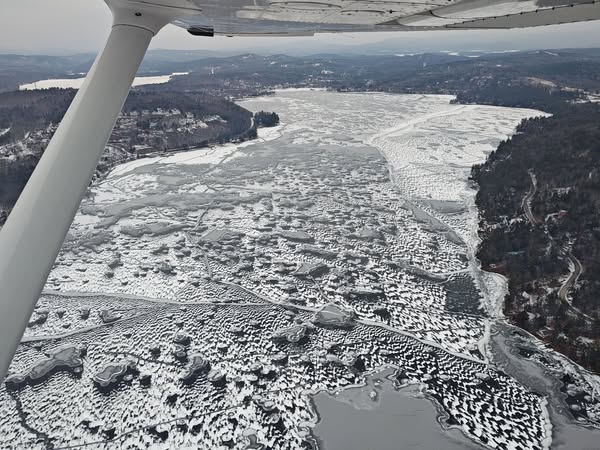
{"left": 105, "top": 122, "right": 284, "bottom": 179}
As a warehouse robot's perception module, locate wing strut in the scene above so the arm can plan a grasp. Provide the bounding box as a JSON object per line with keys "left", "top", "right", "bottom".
{"left": 0, "top": 2, "right": 180, "bottom": 380}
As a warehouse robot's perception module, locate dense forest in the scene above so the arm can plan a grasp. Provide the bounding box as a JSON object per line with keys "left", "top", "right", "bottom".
{"left": 254, "top": 111, "right": 280, "bottom": 128}
{"left": 0, "top": 89, "right": 76, "bottom": 144}
{"left": 472, "top": 103, "right": 600, "bottom": 371}
{"left": 0, "top": 89, "right": 254, "bottom": 145}
{"left": 452, "top": 84, "right": 581, "bottom": 113}
{"left": 121, "top": 90, "right": 257, "bottom": 148}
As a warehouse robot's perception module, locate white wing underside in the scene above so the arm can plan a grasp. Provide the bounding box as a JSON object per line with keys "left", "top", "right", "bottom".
{"left": 140, "top": 0, "right": 600, "bottom": 36}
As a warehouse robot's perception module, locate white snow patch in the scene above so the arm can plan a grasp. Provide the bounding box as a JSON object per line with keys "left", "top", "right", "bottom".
{"left": 540, "top": 397, "right": 553, "bottom": 450}
{"left": 19, "top": 72, "right": 189, "bottom": 91}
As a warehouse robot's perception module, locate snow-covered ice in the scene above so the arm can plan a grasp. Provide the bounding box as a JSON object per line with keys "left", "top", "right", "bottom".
{"left": 3, "top": 91, "right": 591, "bottom": 450}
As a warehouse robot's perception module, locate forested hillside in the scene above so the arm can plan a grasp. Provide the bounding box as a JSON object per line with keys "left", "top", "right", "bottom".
{"left": 472, "top": 103, "right": 600, "bottom": 371}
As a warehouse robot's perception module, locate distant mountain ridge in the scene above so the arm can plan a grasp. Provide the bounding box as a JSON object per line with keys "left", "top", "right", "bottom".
{"left": 4, "top": 47, "right": 600, "bottom": 96}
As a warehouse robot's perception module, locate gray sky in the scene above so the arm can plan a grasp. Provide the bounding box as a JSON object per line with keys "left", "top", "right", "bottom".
{"left": 2, "top": 0, "right": 600, "bottom": 55}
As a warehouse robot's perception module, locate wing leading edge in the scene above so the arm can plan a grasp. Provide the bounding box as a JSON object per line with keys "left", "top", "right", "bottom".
{"left": 161, "top": 0, "right": 600, "bottom": 36}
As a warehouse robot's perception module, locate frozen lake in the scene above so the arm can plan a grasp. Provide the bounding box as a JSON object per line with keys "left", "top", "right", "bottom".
{"left": 2, "top": 90, "right": 598, "bottom": 450}
{"left": 19, "top": 72, "right": 189, "bottom": 90}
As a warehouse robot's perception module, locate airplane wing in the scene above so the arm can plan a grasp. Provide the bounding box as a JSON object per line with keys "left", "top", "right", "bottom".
{"left": 170, "top": 0, "right": 600, "bottom": 36}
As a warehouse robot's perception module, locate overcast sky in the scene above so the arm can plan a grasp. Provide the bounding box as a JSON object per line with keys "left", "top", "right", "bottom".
{"left": 3, "top": 0, "right": 600, "bottom": 55}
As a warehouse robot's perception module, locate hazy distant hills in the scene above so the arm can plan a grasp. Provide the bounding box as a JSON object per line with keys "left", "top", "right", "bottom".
{"left": 3, "top": 47, "right": 600, "bottom": 93}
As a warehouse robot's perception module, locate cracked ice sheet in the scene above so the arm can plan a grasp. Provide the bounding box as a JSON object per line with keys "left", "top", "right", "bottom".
{"left": 44, "top": 91, "right": 543, "bottom": 351}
